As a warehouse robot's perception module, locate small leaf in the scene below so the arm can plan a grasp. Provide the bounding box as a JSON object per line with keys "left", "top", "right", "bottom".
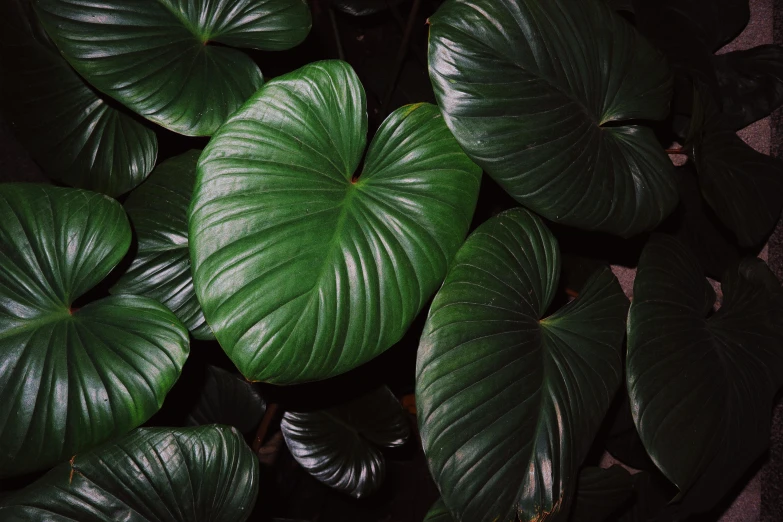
{"left": 0, "top": 0, "right": 157, "bottom": 197}
{"left": 416, "top": 208, "right": 629, "bottom": 522}
{"left": 569, "top": 467, "right": 634, "bottom": 522}
{"left": 33, "top": 0, "right": 312, "bottom": 136}
{"left": 187, "top": 366, "right": 266, "bottom": 435}
{"left": 0, "top": 425, "right": 258, "bottom": 521}
{"left": 280, "top": 386, "right": 410, "bottom": 498}
{"left": 112, "top": 150, "right": 213, "bottom": 340}
{"left": 428, "top": 0, "right": 677, "bottom": 236}
{"left": 190, "top": 60, "right": 481, "bottom": 384}
{"left": 627, "top": 234, "right": 783, "bottom": 512}
{"left": 0, "top": 184, "right": 189, "bottom": 478}
{"left": 714, "top": 45, "right": 783, "bottom": 130}
{"left": 424, "top": 499, "right": 455, "bottom": 522}
{"left": 332, "top": 0, "right": 403, "bottom": 16}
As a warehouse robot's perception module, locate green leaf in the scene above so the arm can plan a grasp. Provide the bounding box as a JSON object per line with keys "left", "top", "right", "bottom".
{"left": 32, "top": 0, "right": 312, "bottom": 136}
{"left": 714, "top": 45, "right": 783, "bottom": 131}
{"left": 416, "top": 208, "right": 630, "bottom": 522}
{"left": 332, "top": 0, "right": 403, "bottom": 16}
{"left": 428, "top": 0, "right": 677, "bottom": 237}
{"left": 0, "top": 425, "right": 258, "bottom": 521}
{"left": 0, "top": 184, "right": 189, "bottom": 478}
{"left": 690, "top": 99, "right": 783, "bottom": 247}
{"left": 280, "top": 386, "right": 410, "bottom": 498}
{"left": 424, "top": 499, "right": 455, "bottom": 522}
{"left": 0, "top": 0, "right": 157, "bottom": 197}
{"left": 627, "top": 234, "right": 783, "bottom": 512}
{"left": 569, "top": 467, "right": 634, "bottom": 522}
{"left": 190, "top": 60, "right": 482, "bottom": 384}
{"left": 111, "top": 150, "right": 213, "bottom": 340}
{"left": 187, "top": 365, "right": 266, "bottom": 435}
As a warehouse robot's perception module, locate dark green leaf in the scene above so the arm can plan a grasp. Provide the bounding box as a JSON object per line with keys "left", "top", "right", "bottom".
{"left": 715, "top": 45, "right": 783, "bottom": 130}
{"left": 111, "top": 150, "right": 212, "bottom": 339}
{"left": 615, "top": 472, "right": 677, "bottom": 522}
{"left": 0, "top": 425, "right": 258, "bottom": 521}
{"left": 416, "top": 208, "right": 630, "bottom": 522}
{"left": 605, "top": 0, "right": 634, "bottom": 13}
{"left": 627, "top": 234, "right": 783, "bottom": 512}
{"left": 332, "top": 0, "right": 403, "bottom": 16}
{"left": 190, "top": 60, "right": 481, "bottom": 384}
{"left": 0, "top": 184, "right": 189, "bottom": 478}
{"left": 0, "top": 0, "right": 157, "bottom": 197}
{"left": 280, "top": 386, "right": 410, "bottom": 498}
{"left": 570, "top": 467, "right": 634, "bottom": 522}
{"left": 424, "top": 499, "right": 455, "bottom": 522}
{"left": 33, "top": 0, "right": 312, "bottom": 136}
{"left": 187, "top": 366, "right": 265, "bottom": 435}
{"left": 428, "top": 0, "right": 677, "bottom": 237}
{"left": 690, "top": 102, "right": 783, "bottom": 246}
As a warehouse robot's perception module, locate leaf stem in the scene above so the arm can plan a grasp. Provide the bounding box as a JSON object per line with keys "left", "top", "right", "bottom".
{"left": 328, "top": 8, "right": 345, "bottom": 61}
{"left": 252, "top": 403, "right": 280, "bottom": 453}
{"left": 381, "top": 0, "right": 423, "bottom": 115}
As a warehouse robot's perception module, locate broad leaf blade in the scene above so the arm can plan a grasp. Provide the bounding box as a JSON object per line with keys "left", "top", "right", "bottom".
{"left": 428, "top": 0, "right": 677, "bottom": 237}
{"left": 569, "top": 467, "right": 634, "bottom": 522}
{"left": 0, "top": 0, "right": 157, "bottom": 197}
{"left": 424, "top": 499, "right": 455, "bottom": 521}
{"left": 33, "top": 0, "right": 312, "bottom": 136}
{"left": 627, "top": 234, "right": 783, "bottom": 511}
{"left": 0, "top": 425, "right": 258, "bottom": 521}
{"left": 112, "top": 150, "right": 213, "bottom": 339}
{"left": 416, "top": 209, "right": 629, "bottom": 522}
{"left": 0, "top": 184, "right": 189, "bottom": 478}
{"left": 281, "top": 386, "right": 409, "bottom": 498}
{"left": 190, "top": 60, "right": 481, "bottom": 384}
{"left": 187, "top": 365, "right": 266, "bottom": 435}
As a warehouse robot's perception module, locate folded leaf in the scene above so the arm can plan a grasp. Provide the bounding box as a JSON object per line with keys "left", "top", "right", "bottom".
{"left": 0, "top": 184, "right": 189, "bottom": 478}
{"left": 416, "top": 208, "right": 629, "bottom": 522}
{"left": 428, "top": 0, "right": 677, "bottom": 236}
{"left": 0, "top": 425, "right": 258, "bottom": 521}
{"left": 190, "top": 60, "right": 481, "bottom": 384}
{"left": 33, "top": 0, "right": 312, "bottom": 136}
{"left": 187, "top": 366, "right": 266, "bottom": 435}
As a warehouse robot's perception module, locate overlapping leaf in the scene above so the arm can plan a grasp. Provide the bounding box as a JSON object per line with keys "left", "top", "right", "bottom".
{"left": 0, "top": 184, "right": 189, "bottom": 478}
{"left": 424, "top": 499, "right": 455, "bottom": 522}
{"left": 187, "top": 365, "right": 266, "bottom": 435}
{"left": 190, "top": 60, "right": 481, "bottom": 384}
{"left": 627, "top": 235, "right": 783, "bottom": 512}
{"left": 280, "top": 386, "right": 410, "bottom": 498}
{"left": 428, "top": 0, "right": 677, "bottom": 237}
{"left": 416, "top": 209, "right": 629, "bottom": 522}
{"left": 0, "top": 425, "right": 258, "bottom": 521}
{"left": 0, "top": 0, "right": 157, "bottom": 197}
{"left": 570, "top": 467, "right": 635, "bottom": 522}
{"left": 33, "top": 0, "right": 312, "bottom": 136}
{"left": 112, "top": 150, "right": 212, "bottom": 339}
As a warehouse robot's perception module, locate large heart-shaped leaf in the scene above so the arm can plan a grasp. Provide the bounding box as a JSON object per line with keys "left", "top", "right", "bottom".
{"left": 190, "top": 60, "right": 482, "bottom": 384}
{"left": 416, "top": 208, "right": 629, "bottom": 522}
{"left": 33, "top": 0, "right": 312, "bottom": 136}
{"left": 714, "top": 45, "right": 783, "bottom": 131}
{"left": 0, "top": 184, "right": 189, "bottom": 478}
{"left": 690, "top": 97, "right": 783, "bottom": 247}
{"left": 0, "top": 0, "right": 157, "bottom": 197}
{"left": 280, "top": 386, "right": 409, "bottom": 498}
{"left": 0, "top": 425, "right": 258, "bottom": 521}
{"left": 112, "top": 150, "right": 212, "bottom": 339}
{"left": 187, "top": 365, "right": 266, "bottom": 435}
{"left": 428, "top": 0, "right": 677, "bottom": 237}
{"left": 627, "top": 235, "right": 783, "bottom": 511}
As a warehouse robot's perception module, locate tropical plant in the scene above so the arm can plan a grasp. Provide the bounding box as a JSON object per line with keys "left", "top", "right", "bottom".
{"left": 1, "top": 0, "right": 782, "bottom": 521}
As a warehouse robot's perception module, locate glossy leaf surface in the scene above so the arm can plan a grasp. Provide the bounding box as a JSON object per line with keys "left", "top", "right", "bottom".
{"left": 628, "top": 235, "right": 783, "bottom": 511}
{"left": 715, "top": 45, "right": 783, "bottom": 131}
{"left": 0, "top": 184, "right": 189, "bottom": 478}
{"left": 112, "top": 150, "right": 212, "bottom": 339}
{"left": 0, "top": 0, "right": 157, "bottom": 197}
{"left": 187, "top": 366, "right": 266, "bottom": 435}
{"left": 190, "top": 60, "right": 481, "bottom": 384}
{"left": 0, "top": 425, "right": 258, "bottom": 521}
{"left": 424, "top": 499, "right": 455, "bottom": 522}
{"left": 570, "top": 467, "right": 635, "bottom": 522}
{"left": 428, "top": 0, "right": 677, "bottom": 236}
{"left": 33, "top": 0, "right": 312, "bottom": 136}
{"left": 280, "top": 386, "right": 409, "bottom": 498}
{"left": 416, "top": 209, "right": 629, "bottom": 522}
